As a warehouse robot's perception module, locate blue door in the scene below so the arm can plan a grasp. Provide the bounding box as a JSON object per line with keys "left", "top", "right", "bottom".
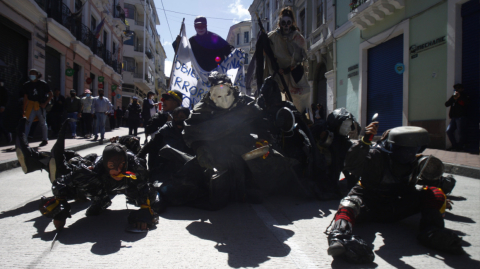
{"left": 367, "top": 34, "right": 404, "bottom": 134}
{"left": 462, "top": 0, "right": 480, "bottom": 154}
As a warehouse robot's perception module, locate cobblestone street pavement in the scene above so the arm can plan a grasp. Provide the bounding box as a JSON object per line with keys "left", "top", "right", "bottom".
{"left": 0, "top": 145, "right": 479, "bottom": 268}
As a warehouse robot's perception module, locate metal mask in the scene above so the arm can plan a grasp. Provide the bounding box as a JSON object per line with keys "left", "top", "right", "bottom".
{"left": 210, "top": 84, "right": 234, "bottom": 109}
{"left": 338, "top": 119, "right": 353, "bottom": 136}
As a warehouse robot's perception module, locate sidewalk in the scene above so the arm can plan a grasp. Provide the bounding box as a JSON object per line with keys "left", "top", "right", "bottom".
{"left": 0, "top": 127, "right": 144, "bottom": 172}
{"left": 423, "top": 148, "right": 480, "bottom": 179}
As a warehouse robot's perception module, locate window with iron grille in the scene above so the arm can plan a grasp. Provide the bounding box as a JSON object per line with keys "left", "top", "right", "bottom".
{"left": 124, "top": 3, "right": 135, "bottom": 20}
{"left": 237, "top": 33, "right": 240, "bottom": 45}
{"left": 123, "top": 57, "right": 135, "bottom": 72}
{"left": 299, "top": 9, "right": 306, "bottom": 37}
{"left": 244, "top": 31, "right": 249, "bottom": 43}
{"left": 316, "top": 0, "right": 324, "bottom": 28}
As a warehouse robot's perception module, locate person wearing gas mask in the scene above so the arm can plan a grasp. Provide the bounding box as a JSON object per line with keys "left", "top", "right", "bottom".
{"left": 172, "top": 16, "right": 234, "bottom": 72}
{"left": 137, "top": 107, "right": 193, "bottom": 183}
{"left": 145, "top": 90, "right": 183, "bottom": 140}
{"left": 22, "top": 69, "right": 52, "bottom": 147}
{"left": 322, "top": 108, "right": 360, "bottom": 198}
{"left": 263, "top": 7, "right": 310, "bottom": 113}
{"left": 325, "top": 122, "right": 464, "bottom": 264}
{"left": 142, "top": 91, "right": 158, "bottom": 144}
{"left": 15, "top": 117, "right": 162, "bottom": 232}
{"left": 127, "top": 96, "right": 142, "bottom": 136}
{"left": 180, "top": 72, "right": 297, "bottom": 210}
{"left": 256, "top": 76, "right": 325, "bottom": 199}
{"left": 91, "top": 89, "right": 113, "bottom": 143}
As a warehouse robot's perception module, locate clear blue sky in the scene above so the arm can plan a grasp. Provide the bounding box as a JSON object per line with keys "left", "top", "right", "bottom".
{"left": 153, "top": 0, "right": 252, "bottom": 76}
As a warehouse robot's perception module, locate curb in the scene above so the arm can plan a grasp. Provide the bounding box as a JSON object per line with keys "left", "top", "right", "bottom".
{"left": 0, "top": 131, "right": 144, "bottom": 173}
{"left": 444, "top": 162, "right": 480, "bottom": 179}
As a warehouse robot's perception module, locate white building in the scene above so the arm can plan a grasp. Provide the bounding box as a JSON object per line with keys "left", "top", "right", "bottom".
{"left": 121, "top": 0, "right": 166, "bottom": 108}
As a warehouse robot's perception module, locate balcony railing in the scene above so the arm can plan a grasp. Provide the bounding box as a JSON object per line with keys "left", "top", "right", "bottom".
{"left": 350, "top": 0, "right": 368, "bottom": 10}
{"left": 135, "top": 20, "right": 144, "bottom": 26}
{"left": 133, "top": 73, "right": 143, "bottom": 79}
{"left": 134, "top": 46, "right": 144, "bottom": 52}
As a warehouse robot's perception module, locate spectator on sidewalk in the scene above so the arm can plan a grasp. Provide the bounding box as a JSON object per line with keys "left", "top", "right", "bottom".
{"left": 142, "top": 91, "right": 157, "bottom": 144}
{"left": 48, "top": 88, "right": 65, "bottom": 138}
{"left": 123, "top": 107, "right": 129, "bottom": 127}
{"left": 445, "top": 84, "right": 470, "bottom": 151}
{"left": 0, "top": 79, "right": 12, "bottom": 144}
{"left": 92, "top": 89, "right": 113, "bottom": 143}
{"left": 109, "top": 109, "right": 116, "bottom": 131}
{"left": 116, "top": 106, "right": 123, "bottom": 128}
{"left": 22, "top": 69, "right": 52, "bottom": 147}
{"left": 65, "top": 89, "right": 82, "bottom": 138}
{"left": 127, "top": 96, "right": 141, "bottom": 136}
{"left": 81, "top": 89, "right": 94, "bottom": 138}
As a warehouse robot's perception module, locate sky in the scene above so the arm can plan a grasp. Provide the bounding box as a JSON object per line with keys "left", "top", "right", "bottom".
{"left": 152, "top": 0, "right": 252, "bottom": 77}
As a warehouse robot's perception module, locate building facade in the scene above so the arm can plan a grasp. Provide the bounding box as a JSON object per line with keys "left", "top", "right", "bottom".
{"left": 227, "top": 20, "right": 252, "bottom": 94}
{"left": 0, "top": 0, "right": 126, "bottom": 112}
{"left": 334, "top": 0, "right": 479, "bottom": 152}
{"left": 121, "top": 0, "right": 165, "bottom": 109}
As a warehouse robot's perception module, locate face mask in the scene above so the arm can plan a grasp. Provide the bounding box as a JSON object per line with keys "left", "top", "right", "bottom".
{"left": 338, "top": 119, "right": 353, "bottom": 136}
{"left": 29, "top": 75, "right": 37, "bottom": 81}
{"left": 390, "top": 144, "right": 419, "bottom": 164}
{"left": 210, "top": 84, "right": 235, "bottom": 109}
{"left": 280, "top": 16, "right": 293, "bottom": 35}
{"left": 86, "top": 94, "right": 90, "bottom": 97}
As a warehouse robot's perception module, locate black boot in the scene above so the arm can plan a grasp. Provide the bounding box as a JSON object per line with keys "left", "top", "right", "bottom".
{"left": 49, "top": 119, "right": 73, "bottom": 182}
{"left": 16, "top": 117, "right": 50, "bottom": 174}
{"left": 418, "top": 208, "right": 464, "bottom": 254}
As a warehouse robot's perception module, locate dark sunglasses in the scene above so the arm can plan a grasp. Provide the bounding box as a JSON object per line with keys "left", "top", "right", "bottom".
{"left": 280, "top": 20, "right": 292, "bottom": 26}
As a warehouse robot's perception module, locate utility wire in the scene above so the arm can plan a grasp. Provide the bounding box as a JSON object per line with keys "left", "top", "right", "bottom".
{"left": 156, "top": 7, "right": 249, "bottom": 21}
{"left": 160, "top": 0, "right": 174, "bottom": 40}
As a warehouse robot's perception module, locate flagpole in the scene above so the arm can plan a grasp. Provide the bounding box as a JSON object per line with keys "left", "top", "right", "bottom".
{"left": 167, "top": 18, "right": 185, "bottom": 91}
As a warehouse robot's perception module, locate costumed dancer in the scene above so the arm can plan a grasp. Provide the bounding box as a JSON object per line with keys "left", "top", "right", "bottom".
{"left": 325, "top": 122, "right": 463, "bottom": 264}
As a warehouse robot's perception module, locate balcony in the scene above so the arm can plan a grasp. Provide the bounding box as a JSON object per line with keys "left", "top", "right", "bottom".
{"left": 134, "top": 46, "right": 144, "bottom": 52}
{"left": 135, "top": 20, "right": 144, "bottom": 26}
{"left": 35, "top": 0, "right": 120, "bottom": 73}
{"left": 348, "top": 0, "right": 405, "bottom": 30}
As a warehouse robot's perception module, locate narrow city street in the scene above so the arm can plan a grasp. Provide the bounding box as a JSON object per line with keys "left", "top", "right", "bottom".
{"left": 0, "top": 145, "right": 478, "bottom": 268}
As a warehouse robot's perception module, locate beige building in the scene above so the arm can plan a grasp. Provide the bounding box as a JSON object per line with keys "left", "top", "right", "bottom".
{"left": 121, "top": 0, "right": 166, "bottom": 108}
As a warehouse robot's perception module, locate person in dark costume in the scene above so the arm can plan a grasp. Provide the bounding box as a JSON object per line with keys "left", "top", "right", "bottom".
{"left": 137, "top": 106, "right": 192, "bottom": 182}
{"left": 15, "top": 118, "right": 162, "bottom": 232}
{"left": 127, "top": 96, "right": 142, "bottom": 136}
{"left": 144, "top": 90, "right": 183, "bottom": 139}
{"left": 325, "top": 123, "right": 463, "bottom": 264}
{"left": 173, "top": 16, "right": 234, "bottom": 72}
{"left": 173, "top": 72, "right": 297, "bottom": 210}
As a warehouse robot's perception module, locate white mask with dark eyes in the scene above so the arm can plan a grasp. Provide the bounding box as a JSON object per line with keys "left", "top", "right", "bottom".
{"left": 338, "top": 119, "right": 353, "bottom": 136}
{"left": 280, "top": 16, "right": 293, "bottom": 35}
{"left": 210, "top": 84, "right": 234, "bottom": 109}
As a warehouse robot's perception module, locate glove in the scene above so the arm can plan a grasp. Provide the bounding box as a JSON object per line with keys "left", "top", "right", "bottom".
{"left": 418, "top": 228, "right": 464, "bottom": 254}
{"left": 38, "top": 196, "right": 71, "bottom": 220}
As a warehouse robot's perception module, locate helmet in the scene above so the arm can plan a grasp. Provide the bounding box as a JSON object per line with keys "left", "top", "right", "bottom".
{"left": 387, "top": 126, "right": 429, "bottom": 148}
{"left": 102, "top": 143, "right": 128, "bottom": 174}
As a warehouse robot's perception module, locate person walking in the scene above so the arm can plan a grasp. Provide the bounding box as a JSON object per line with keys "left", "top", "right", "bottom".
{"left": 92, "top": 89, "right": 113, "bottom": 143}
{"left": 116, "top": 106, "right": 123, "bottom": 128}
{"left": 445, "top": 84, "right": 470, "bottom": 151}
{"left": 65, "top": 89, "right": 82, "bottom": 138}
{"left": 22, "top": 69, "right": 52, "bottom": 147}
{"left": 0, "top": 79, "right": 12, "bottom": 144}
{"left": 81, "top": 89, "right": 94, "bottom": 138}
{"left": 142, "top": 91, "right": 157, "bottom": 144}
{"left": 49, "top": 88, "right": 65, "bottom": 138}
{"left": 109, "top": 109, "right": 116, "bottom": 130}
{"left": 127, "top": 96, "right": 141, "bottom": 136}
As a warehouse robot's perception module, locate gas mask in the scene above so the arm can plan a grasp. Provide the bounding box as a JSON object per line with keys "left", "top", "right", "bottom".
{"left": 29, "top": 75, "right": 37, "bottom": 81}
{"left": 210, "top": 84, "right": 235, "bottom": 109}
{"left": 389, "top": 144, "right": 419, "bottom": 164}
{"left": 280, "top": 16, "right": 293, "bottom": 35}
{"left": 338, "top": 119, "right": 353, "bottom": 136}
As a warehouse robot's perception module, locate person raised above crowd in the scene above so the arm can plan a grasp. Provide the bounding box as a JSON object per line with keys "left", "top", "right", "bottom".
{"left": 173, "top": 16, "right": 234, "bottom": 72}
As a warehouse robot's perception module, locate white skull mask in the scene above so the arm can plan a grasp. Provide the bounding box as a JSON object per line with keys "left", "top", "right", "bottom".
{"left": 210, "top": 84, "right": 235, "bottom": 109}
{"left": 338, "top": 119, "right": 353, "bottom": 136}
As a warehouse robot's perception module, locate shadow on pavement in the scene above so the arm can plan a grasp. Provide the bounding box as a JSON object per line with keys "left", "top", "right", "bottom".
{"left": 335, "top": 214, "right": 480, "bottom": 269}
{"left": 162, "top": 202, "right": 293, "bottom": 268}
{"left": 31, "top": 208, "right": 146, "bottom": 255}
